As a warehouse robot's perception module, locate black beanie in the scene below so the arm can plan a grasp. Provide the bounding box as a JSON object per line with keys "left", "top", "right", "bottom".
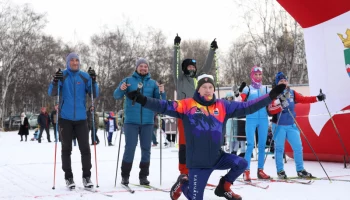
{"left": 182, "top": 59, "right": 197, "bottom": 75}
{"left": 196, "top": 74, "right": 215, "bottom": 91}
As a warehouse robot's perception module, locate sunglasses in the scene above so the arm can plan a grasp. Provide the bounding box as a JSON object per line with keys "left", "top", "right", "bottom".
{"left": 253, "top": 67, "right": 263, "bottom": 72}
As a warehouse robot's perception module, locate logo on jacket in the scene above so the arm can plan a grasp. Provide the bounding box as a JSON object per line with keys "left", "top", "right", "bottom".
{"left": 195, "top": 108, "right": 203, "bottom": 114}
{"left": 337, "top": 29, "right": 350, "bottom": 77}
{"left": 214, "top": 108, "right": 219, "bottom": 116}
{"left": 77, "top": 82, "right": 81, "bottom": 85}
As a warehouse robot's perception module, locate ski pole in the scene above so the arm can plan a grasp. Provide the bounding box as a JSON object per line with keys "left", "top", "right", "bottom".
{"left": 214, "top": 47, "right": 220, "bottom": 99}
{"left": 114, "top": 94, "right": 126, "bottom": 187}
{"left": 89, "top": 67, "right": 99, "bottom": 188}
{"left": 52, "top": 69, "right": 61, "bottom": 190}
{"left": 103, "top": 111, "right": 106, "bottom": 146}
{"left": 264, "top": 112, "right": 282, "bottom": 164}
{"left": 286, "top": 107, "right": 331, "bottom": 182}
{"left": 159, "top": 80, "right": 163, "bottom": 186}
{"left": 320, "top": 89, "right": 350, "bottom": 167}
{"left": 114, "top": 116, "right": 123, "bottom": 187}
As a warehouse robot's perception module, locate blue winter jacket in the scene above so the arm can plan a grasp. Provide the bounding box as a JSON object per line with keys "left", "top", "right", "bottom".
{"left": 242, "top": 85, "right": 270, "bottom": 119}
{"left": 141, "top": 92, "right": 272, "bottom": 168}
{"left": 113, "top": 72, "right": 166, "bottom": 125}
{"left": 48, "top": 69, "right": 99, "bottom": 121}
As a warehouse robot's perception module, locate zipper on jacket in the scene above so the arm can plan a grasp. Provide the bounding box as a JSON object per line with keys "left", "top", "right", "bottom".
{"left": 140, "top": 77, "right": 144, "bottom": 125}
{"left": 258, "top": 88, "right": 260, "bottom": 118}
{"left": 206, "top": 106, "right": 210, "bottom": 115}
{"left": 74, "top": 75, "right": 76, "bottom": 119}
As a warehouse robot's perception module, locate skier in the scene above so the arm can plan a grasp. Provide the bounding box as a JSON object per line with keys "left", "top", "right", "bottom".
{"left": 113, "top": 58, "right": 166, "bottom": 186}
{"left": 224, "top": 92, "right": 238, "bottom": 154}
{"left": 268, "top": 72, "right": 325, "bottom": 179}
{"left": 240, "top": 66, "right": 271, "bottom": 181}
{"left": 104, "top": 111, "right": 117, "bottom": 146}
{"left": 234, "top": 85, "right": 247, "bottom": 157}
{"left": 126, "top": 74, "right": 286, "bottom": 200}
{"left": 48, "top": 52, "right": 99, "bottom": 189}
{"left": 172, "top": 34, "right": 218, "bottom": 192}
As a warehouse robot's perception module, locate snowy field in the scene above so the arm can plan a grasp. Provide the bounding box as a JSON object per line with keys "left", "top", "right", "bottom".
{"left": 0, "top": 129, "right": 349, "bottom": 200}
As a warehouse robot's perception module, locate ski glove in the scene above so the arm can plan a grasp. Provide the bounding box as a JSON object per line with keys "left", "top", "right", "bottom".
{"left": 317, "top": 93, "right": 326, "bottom": 101}
{"left": 279, "top": 95, "right": 289, "bottom": 108}
{"left": 211, "top": 39, "right": 218, "bottom": 50}
{"left": 53, "top": 69, "right": 63, "bottom": 83}
{"left": 238, "top": 82, "right": 246, "bottom": 92}
{"left": 88, "top": 67, "right": 97, "bottom": 83}
{"left": 127, "top": 90, "right": 147, "bottom": 106}
{"left": 174, "top": 34, "right": 181, "bottom": 45}
{"left": 269, "top": 84, "right": 286, "bottom": 99}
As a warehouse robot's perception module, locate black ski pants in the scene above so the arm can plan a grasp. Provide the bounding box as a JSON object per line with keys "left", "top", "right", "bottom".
{"left": 59, "top": 118, "right": 91, "bottom": 179}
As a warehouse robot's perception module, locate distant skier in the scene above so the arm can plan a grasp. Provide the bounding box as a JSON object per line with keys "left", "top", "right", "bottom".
{"left": 104, "top": 111, "right": 117, "bottom": 146}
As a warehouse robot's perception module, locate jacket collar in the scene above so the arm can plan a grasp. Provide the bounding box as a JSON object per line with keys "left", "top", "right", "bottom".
{"left": 132, "top": 71, "right": 151, "bottom": 80}
{"left": 193, "top": 92, "right": 216, "bottom": 106}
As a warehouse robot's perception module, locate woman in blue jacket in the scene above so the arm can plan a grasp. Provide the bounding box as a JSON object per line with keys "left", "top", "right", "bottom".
{"left": 113, "top": 58, "right": 166, "bottom": 186}
{"left": 240, "top": 66, "right": 271, "bottom": 181}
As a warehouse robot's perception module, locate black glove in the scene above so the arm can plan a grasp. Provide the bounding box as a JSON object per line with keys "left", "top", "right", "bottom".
{"left": 234, "top": 91, "right": 239, "bottom": 97}
{"left": 127, "top": 90, "right": 147, "bottom": 106}
{"left": 269, "top": 84, "right": 286, "bottom": 99}
{"left": 211, "top": 39, "right": 218, "bottom": 50}
{"left": 317, "top": 93, "right": 326, "bottom": 101}
{"left": 174, "top": 34, "right": 181, "bottom": 45}
{"left": 53, "top": 69, "right": 63, "bottom": 83}
{"left": 238, "top": 82, "right": 246, "bottom": 92}
{"left": 88, "top": 67, "right": 96, "bottom": 82}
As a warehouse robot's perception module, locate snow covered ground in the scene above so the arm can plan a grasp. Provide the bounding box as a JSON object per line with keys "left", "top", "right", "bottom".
{"left": 0, "top": 129, "right": 349, "bottom": 200}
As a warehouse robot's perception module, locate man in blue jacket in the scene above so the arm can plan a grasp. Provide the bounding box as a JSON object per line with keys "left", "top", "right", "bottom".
{"left": 48, "top": 52, "right": 99, "bottom": 189}
{"left": 114, "top": 58, "right": 166, "bottom": 186}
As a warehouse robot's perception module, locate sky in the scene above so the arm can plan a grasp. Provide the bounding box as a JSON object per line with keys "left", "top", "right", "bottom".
{"left": 10, "top": 0, "right": 245, "bottom": 54}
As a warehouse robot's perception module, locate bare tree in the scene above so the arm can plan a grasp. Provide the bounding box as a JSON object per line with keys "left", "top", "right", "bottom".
{"left": 223, "top": 0, "right": 308, "bottom": 87}
{"left": 0, "top": 3, "right": 46, "bottom": 128}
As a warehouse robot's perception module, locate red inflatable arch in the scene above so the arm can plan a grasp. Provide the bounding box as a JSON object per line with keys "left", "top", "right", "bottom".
{"left": 277, "top": 0, "right": 350, "bottom": 162}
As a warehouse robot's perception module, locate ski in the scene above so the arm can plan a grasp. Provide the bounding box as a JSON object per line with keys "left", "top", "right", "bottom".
{"left": 289, "top": 177, "right": 350, "bottom": 183}
{"left": 130, "top": 183, "right": 169, "bottom": 192}
{"left": 236, "top": 180, "right": 269, "bottom": 189}
{"left": 78, "top": 186, "right": 113, "bottom": 197}
{"left": 253, "top": 178, "right": 313, "bottom": 185}
{"left": 205, "top": 183, "right": 243, "bottom": 190}
{"left": 283, "top": 179, "right": 313, "bottom": 185}
{"left": 121, "top": 184, "right": 135, "bottom": 194}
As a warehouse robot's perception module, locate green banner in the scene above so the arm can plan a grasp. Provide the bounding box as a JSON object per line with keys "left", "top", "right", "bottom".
{"left": 344, "top": 48, "right": 350, "bottom": 65}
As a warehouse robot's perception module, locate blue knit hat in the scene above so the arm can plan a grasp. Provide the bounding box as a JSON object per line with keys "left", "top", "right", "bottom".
{"left": 275, "top": 72, "right": 287, "bottom": 85}
{"left": 66, "top": 52, "right": 80, "bottom": 71}
{"left": 136, "top": 58, "right": 149, "bottom": 69}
